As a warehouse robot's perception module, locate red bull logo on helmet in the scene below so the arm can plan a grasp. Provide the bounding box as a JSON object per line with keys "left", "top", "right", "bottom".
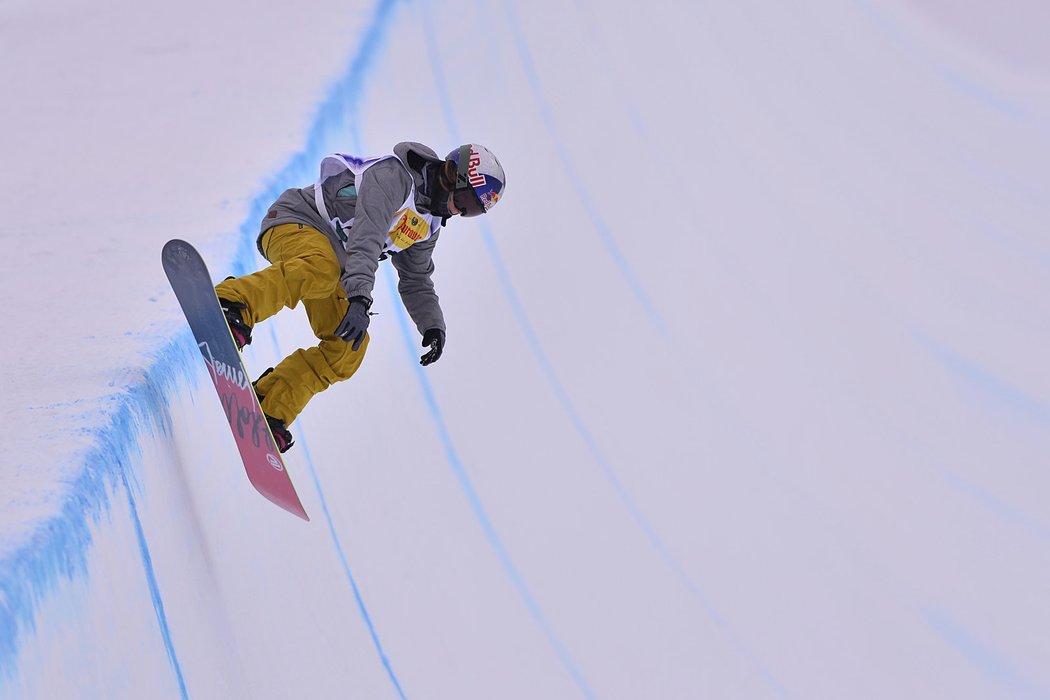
{"left": 466, "top": 148, "right": 486, "bottom": 188}
{"left": 449, "top": 143, "right": 505, "bottom": 213}
{"left": 480, "top": 190, "right": 500, "bottom": 210}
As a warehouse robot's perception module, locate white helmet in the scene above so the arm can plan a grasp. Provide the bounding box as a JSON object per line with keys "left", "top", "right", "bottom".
{"left": 445, "top": 144, "right": 506, "bottom": 217}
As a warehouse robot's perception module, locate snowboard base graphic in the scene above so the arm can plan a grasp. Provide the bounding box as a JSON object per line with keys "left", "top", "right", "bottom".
{"left": 162, "top": 239, "right": 309, "bottom": 521}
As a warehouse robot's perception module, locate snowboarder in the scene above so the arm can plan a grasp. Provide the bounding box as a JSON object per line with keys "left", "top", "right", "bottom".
{"left": 214, "top": 142, "right": 506, "bottom": 452}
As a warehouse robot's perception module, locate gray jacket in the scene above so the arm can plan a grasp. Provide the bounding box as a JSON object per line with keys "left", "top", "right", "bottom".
{"left": 258, "top": 142, "right": 447, "bottom": 335}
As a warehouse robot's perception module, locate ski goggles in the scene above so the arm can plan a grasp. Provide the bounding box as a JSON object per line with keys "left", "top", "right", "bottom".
{"left": 452, "top": 186, "right": 486, "bottom": 218}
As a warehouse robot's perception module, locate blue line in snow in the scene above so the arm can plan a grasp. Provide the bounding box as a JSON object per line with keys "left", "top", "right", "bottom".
{"left": 0, "top": 0, "right": 409, "bottom": 693}
{"left": 942, "top": 471, "right": 1050, "bottom": 546}
{"left": 418, "top": 6, "right": 789, "bottom": 696}
{"left": 0, "top": 330, "right": 199, "bottom": 688}
{"left": 851, "top": 0, "right": 1025, "bottom": 120}
{"left": 294, "top": 411, "right": 411, "bottom": 700}
{"left": 915, "top": 331, "right": 1049, "bottom": 422}
{"left": 231, "top": 2, "right": 414, "bottom": 695}
{"left": 119, "top": 465, "right": 190, "bottom": 700}
{"left": 382, "top": 268, "right": 598, "bottom": 700}
{"left": 922, "top": 607, "right": 1048, "bottom": 699}
{"left": 478, "top": 222, "right": 792, "bottom": 699}
{"left": 498, "top": 0, "right": 670, "bottom": 339}
{"left": 333, "top": 14, "right": 588, "bottom": 691}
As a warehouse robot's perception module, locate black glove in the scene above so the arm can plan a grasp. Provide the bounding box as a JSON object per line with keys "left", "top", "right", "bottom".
{"left": 420, "top": 328, "right": 445, "bottom": 366}
{"left": 335, "top": 297, "right": 371, "bottom": 350}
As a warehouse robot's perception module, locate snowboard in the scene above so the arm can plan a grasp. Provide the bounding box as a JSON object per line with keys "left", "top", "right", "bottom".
{"left": 161, "top": 239, "right": 309, "bottom": 521}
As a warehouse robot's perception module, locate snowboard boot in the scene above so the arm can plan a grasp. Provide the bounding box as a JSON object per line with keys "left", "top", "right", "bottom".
{"left": 218, "top": 298, "right": 252, "bottom": 350}
{"left": 266, "top": 415, "right": 294, "bottom": 453}
{"left": 253, "top": 367, "right": 294, "bottom": 453}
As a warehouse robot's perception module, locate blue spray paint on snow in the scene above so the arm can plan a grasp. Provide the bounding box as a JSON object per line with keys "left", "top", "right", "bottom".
{"left": 916, "top": 332, "right": 1049, "bottom": 422}
{"left": 386, "top": 266, "right": 600, "bottom": 696}
{"left": 0, "top": 329, "right": 199, "bottom": 688}
{"left": 477, "top": 223, "right": 791, "bottom": 699}
{"left": 417, "top": 5, "right": 790, "bottom": 696}
{"left": 942, "top": 471, "right": 1050, "bottom": 546}
{"left": 0, "top": 0, "right": 408, "bottom": 690}
{"left": 289, "top": 416, "right": 409, "bottom": 699}
{"left": 366, "top": 16, "right": 593, "bottom": 690}
{"left": 497, "top": 0, "right": 670, "bottom": 339}
{"left": 225, "top": 1, "right": 412, "bottom": 694}
{"left": 119, "top": 462, "right": 190, "bottom": 700}
{"left": 851, "top": 0, "right": 1026, "bottom": 120}
{"left": 923, "top": 607, "right": 1049, "bottom": 699}
{"left": 265, "top": 323, "right": 408, "bottom": 699}
{"left": 382, "top": 268, "right": 598, "bottom": 700}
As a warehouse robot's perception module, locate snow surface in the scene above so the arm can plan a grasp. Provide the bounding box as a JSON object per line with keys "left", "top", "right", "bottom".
{"left": 2, "top": 0, "right": 1050, "bottom": 698}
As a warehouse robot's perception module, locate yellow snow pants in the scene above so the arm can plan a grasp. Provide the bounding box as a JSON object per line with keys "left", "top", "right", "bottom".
{"left": 214, "top": 223, "right": 368, "bottom": 426}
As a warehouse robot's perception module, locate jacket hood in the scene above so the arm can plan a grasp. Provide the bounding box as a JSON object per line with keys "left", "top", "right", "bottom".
{"left": 393, "top": 142, "right": 447, "bottom": 216}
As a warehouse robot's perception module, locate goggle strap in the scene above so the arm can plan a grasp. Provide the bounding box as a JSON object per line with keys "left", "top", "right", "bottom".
{"left": 456, "top": 144, "right": 473, "bottom": 189}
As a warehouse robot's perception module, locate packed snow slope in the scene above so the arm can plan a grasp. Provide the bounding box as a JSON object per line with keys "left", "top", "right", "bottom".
{"left": 2, "top": 0, "right": 1049, "bottom": 698}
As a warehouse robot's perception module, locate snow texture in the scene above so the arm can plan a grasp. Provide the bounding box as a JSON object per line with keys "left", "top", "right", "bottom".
{"left": 1, "top": 0, "right": 1049, "bottom": 698}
